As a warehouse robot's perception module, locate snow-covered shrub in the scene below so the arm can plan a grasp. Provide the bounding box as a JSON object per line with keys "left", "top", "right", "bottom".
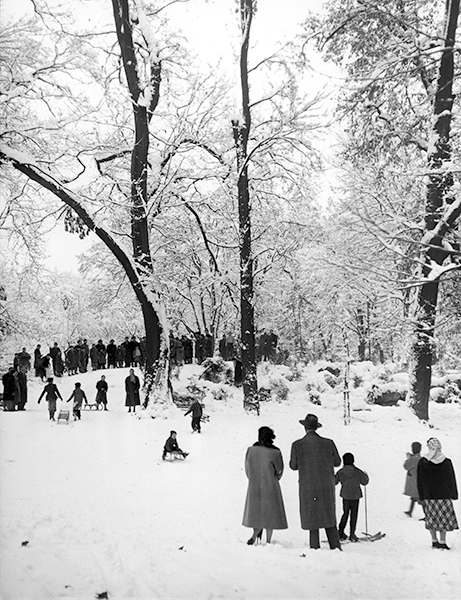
{"left": 289, "top": 362, "right": 305, "bottom": 381}
{"left": 186, "top": 380, "right": 207, "bottom": 400}
{"left": 323, "top": 371, "right": 339, "bottom": 388}
{"left": 308, "top": 389, "right": 321, "bottom": 405}
{"left": 353, "top": 374, "right": 364, "bottom": 388}
{"left": 318, "top": 364, "right": 341, "bottom": 377}
{"left": 212, "top": 387, "right": 230, "bottom": 402}
{"left": 366, "top": 383, "right": 406, "bottom": 406}
{"left": 376, "top": 365, "right": 394, "bottom": 383}
{"left": 269, "top": 377, "right": 289, "bottom": 402}
{"left": 173, "top": 377, "right": 207, "bottom": 408}
{"left": 199, "top": 357, "right": 233, "bottom": 384}
{"left": 431, "top": 383, "right": 461, "bottom": 404}
{"left": 257, "top": 377, "right": 289, "bottom": 403}
{"left": 258, "top": 387, "right": 271, "bottom": 402}
{"left": 430, "top": 387, "right": 448, "bottom": 404}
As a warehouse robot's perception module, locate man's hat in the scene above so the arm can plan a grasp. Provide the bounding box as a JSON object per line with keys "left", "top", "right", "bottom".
{"left": 299, "top": 413, "right": 322, "bottom": 429}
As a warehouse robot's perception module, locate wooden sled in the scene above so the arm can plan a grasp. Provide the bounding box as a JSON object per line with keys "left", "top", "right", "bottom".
{"left": 57, "top": 410, "right": 70, "bottom": 424}
{"left": 163, "top": 452, "right": 188, "bottom": 461}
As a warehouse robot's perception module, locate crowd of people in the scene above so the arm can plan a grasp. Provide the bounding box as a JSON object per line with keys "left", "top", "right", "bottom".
{"left": 2, "top": 327, "right": 280, "bottom": 412}
{"left": 241, "top": 415, "right": 458, "bottom": 550}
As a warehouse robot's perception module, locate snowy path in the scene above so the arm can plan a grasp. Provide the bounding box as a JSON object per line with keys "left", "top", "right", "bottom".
{"left": 1, "top": 366, "right": 460, "bottom": 599}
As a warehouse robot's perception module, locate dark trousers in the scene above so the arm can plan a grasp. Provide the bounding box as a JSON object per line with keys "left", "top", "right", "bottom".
{"left": 73, "top": 408, "right": 81, "bottom": 420}
{"left": 191, "top": 416, "right": 201, "bottom": 432}
{"left": 339, "top": 499, "right": 359, "bottom": 536}
{"left": 309, "top": 527, "right": 341, "bottom": 549}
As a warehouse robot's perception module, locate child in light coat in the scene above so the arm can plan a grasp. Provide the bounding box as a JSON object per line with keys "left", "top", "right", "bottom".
{"left": 403, "top": 441, "right": 422, "bottom": 517}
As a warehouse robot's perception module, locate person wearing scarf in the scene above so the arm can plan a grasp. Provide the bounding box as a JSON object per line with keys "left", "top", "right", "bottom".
{"left": 417, "top": 438, "right": 458, "bottom": 549}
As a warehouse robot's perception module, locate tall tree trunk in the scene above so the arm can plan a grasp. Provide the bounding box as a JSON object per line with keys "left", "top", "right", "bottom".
{"left": 111, "top": 0, "right": 170, "bottom": 406}
{"left": 232, "top": 0, "right": 259, "bottom": 414}
{"left": 408, "top": 0, "right": 460, "bottom": 420}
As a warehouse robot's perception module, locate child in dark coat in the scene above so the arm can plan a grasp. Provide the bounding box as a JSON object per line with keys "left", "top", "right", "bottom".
{"left": 38, "top": 377, "right": 63, "bottom": 421}
{"left": 335, "top": 452, "right": 369, "bottom": 542}
{"left": 67, "top": 382, "right": 88, "bottom": 420}
{"left": 184, "top": 399, "right": 203, "bottom": 433}
{"left": 162, "top": 431, "right": 188, "bottom": 460}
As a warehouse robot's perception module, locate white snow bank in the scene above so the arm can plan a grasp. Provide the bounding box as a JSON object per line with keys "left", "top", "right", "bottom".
{"left": 0, "top": 364, "right": 460, "bottom": 599}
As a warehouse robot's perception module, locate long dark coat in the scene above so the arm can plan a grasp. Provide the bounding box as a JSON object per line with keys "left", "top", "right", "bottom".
{"left": 125, "top": 375, "right": 141, "bottom": 406}
{"left": 242, "top": 445, "right": 288, "bottom": 530}
{"left": 290, "top": 430, "right": 341, "bottom": 530}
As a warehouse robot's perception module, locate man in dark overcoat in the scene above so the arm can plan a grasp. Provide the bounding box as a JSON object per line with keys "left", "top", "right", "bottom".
{"left": 290, "top": 413, "right": 342, "bottom": 550}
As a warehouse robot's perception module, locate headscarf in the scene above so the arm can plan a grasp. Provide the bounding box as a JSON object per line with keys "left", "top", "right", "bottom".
{"left": 425, "top": 437, "right": 446, "bottom": 464}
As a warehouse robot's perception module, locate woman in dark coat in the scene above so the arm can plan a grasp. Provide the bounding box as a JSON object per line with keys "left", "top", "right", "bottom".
{"left": 417, "top": 437, "right": 458, "bottom": 549}
{"left": 243, "top": 426, "right": 288, "bottom": 545}
{"left": 125, "top": 369, "right": 140, "bottom": 412}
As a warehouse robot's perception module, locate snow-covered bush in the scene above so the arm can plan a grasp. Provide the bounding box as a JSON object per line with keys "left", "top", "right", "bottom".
{"left": 211, "top": 386, "right": 231, "bottom": 402}
{"left": 269, "top": 376, "right": 289, "bottom": 402}
{"left": 199, "top": 357, "right": 233, "bottom": 384}
{"left": 307, "top": 388, "right": 321, "bottom": 405}
{"left": 323, "top": 371, "right": 339, "bottom": 388}
{"left": 430, "top": 386, "right": 448, "bottom": 404}
{"left": 353, "top": 374, "right": 364, "bottom": 388}
{"left": 366, "top": 383, "right": 407, "bottom": 406}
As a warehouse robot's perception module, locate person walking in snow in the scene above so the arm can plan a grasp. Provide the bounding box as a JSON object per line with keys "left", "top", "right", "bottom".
{"left": 335, "top": 452, "right": 369, "bottom": 542}
{"left": 38, "top": 377, "right": 63, "bottom": 421}
{"left": 184, "top": 398, "right": 203, "bottom": 433}
{"left": 243, "top": 426, "right": 288, "bottom": 545}
{"left": 417, "top": 437, "right": 458, "bottom": 549}
{"left": 403, "top": 441, "right": 422, "bottom": 517}
{"left": 125, "top": 368, "right": 141, "bottom": 413}
{"left": 67, "top": 382, "right": 88, "bottom": 420}
{"left": 95, "top": 375, "right": 109, "bottom": 410}
{"left": 290, "top": 413, "right": 342, "bottom": 550}
{"left": 162, "top": 431, "right": 188, "bottom": 460}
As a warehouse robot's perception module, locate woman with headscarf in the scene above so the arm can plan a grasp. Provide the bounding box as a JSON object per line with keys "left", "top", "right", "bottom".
{"left": 242, "top": 426, "right": 288, "bottom": 545}
{"left": 417, "top": 437, "right": 458, "bottom": 549}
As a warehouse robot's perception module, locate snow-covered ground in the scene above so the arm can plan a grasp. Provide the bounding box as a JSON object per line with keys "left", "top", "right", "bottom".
{"left": 1, "top": 363, "right": 460, "bottom": 600}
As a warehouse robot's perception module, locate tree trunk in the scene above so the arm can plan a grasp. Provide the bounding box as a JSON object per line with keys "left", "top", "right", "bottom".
{"left": 408, "top": 0, "right": 460, "bottom": 420}
{"left": 232, "top": 0, "right": 259, "bottom": 414}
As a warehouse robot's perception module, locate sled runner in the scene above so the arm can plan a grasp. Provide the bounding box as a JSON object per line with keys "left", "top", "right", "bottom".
{"left": 360, "top": 531, "right": 386, "bottom": 542}
{"left": 163, "top": 452, "right": 188, "bottom": 461}
{"left": 332, "top": 532, "right": 386, "bottom": 544}
{"left": 83, "top": 402, "right": 98, "bottom": 410}
{"left": 56, "top": 410, "right": 70, "bottom": 424}
{"left": 201, "top": 415, "right": 210, "bottom": 423}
